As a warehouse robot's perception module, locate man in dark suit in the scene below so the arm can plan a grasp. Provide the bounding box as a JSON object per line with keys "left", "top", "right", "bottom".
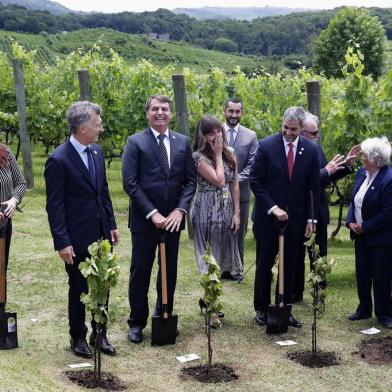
{"left": 291, "top": 112, "right": 360, "bottom": 302}
{"left": 250, "top": 107, "right": 320, "bottom": 328}
{"left": 122, "top": 95, "right": 196, "bottom": 344}
{"left": 45, "top": 101, "right": 120, "bottom": 358}
{"left": 223, "top": 98, "right": 257, "bottom": 271}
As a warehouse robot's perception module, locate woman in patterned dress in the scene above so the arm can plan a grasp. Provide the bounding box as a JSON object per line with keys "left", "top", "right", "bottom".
{"left": 191, "top": 115, "right": 242, "bottom": 280}
{"left": 0, "top": 143, "right": 27, "bottom": 272}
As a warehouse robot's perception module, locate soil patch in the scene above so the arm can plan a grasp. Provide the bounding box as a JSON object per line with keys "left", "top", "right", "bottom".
{"left": 65, "top": 370, "right": 127, "bottom": 390}
{"left": 180, "top": 363, "right": 239, "bottom": 383}
{"left": 353, "top": 336, "right": 392, "bottom": 365}
{"left": 288, "top": 351, "right": 340, "bottom": 368}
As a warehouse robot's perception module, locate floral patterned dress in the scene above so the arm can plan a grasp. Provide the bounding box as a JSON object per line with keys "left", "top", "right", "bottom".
{"left": 190, "top": 151, "right": 243, "bottom": 275}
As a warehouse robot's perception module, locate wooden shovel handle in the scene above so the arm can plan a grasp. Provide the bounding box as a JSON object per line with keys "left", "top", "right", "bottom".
{"left": 0, "top": 238, "right": 6, "bottom": 304}
{"left": 278, "top": 234, "right": 284, "bottom": 304}
{"left": 159, "top": 241, "right": 169, "bottom": 319}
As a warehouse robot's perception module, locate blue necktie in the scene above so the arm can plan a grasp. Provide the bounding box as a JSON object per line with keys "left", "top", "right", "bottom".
{"left": 85, "top": 146, "right": 96, "bottom": 187}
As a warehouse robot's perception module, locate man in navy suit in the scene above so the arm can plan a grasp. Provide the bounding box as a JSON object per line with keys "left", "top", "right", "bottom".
{"left": 291, "top": 112, "right": 359, "bottom": 303}
{"left": 250, "top": 107, "right": 320, "bottom": 328}
{"left": 122, "top": 95, "right": 196, "bottom": 343}
{"left": 45, "top": 101, "right": 120, "bottom": 358}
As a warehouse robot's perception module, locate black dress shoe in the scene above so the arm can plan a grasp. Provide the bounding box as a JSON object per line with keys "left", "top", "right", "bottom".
{"left": 255, "top": 311, "right": 267, "bottom": 326}
{"left": 380, "top": 319, "right": 392, "bottom": 329}
{"left": 70, "top": 338, "right": 93, "bottom": 358}
{"left": 348, "top": 311, "right": 372, "bottom": 321}
{"left": 89, "top": 334, "right": 116, "bottom": 356}
{"left": 128, "top": 327, "right": 143, "bottom": 343}
{"left": 288, "top": 315, "right": 302, "bottom": 328}
{"left": 220, "top": 271, "right": 233, "bottom": 280}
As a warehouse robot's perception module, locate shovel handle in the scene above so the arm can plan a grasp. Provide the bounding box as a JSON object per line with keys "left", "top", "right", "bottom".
{"left": 159, "top": 241, "right": 169, "bottom": 319}
{"left": 0, "top": 238, "right": 6, "bottom": 304}
{"left": 278, "top": 234, "right": 284, "bottom": 301}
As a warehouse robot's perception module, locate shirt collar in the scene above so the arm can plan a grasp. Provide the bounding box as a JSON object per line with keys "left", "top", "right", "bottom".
{"left": 224, "top": 123, "right": 239, "bottom": 133}
{"left": 70, "top": 134, "right": 90, "bottom": 153}
{"left": 151, "top": 127, "right": 169, "bottom": 139}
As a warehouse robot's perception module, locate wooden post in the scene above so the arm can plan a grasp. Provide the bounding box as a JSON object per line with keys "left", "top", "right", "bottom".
{"left": 171, "top": 74, "right": 189, "bottom": 136}
{"left": 171, "top": 74, "right": 193, "bottom": 239}
{"left": 306, "top": 80, "right": 322, "bottom": 142}
{"left": 78, "top": 69, "right": 92, "bottom": 101}
{"left": 12, "top": 59, "right": 34, "bottom": 188}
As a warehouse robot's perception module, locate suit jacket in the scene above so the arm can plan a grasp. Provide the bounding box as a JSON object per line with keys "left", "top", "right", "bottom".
{"left": 122, "top": 128, "right": 196, "bottom": 232}
{"left": 45, "top": 140, "right": 117, "bottom": 257}
{"left": 318, "top": 146, "right": 354, "bottom": 225}
{"left": 250, "top": 133, "right": 320, "bottom": 229}
{"left": 229, "top": 124, "right": 258, "bottom": 202}
{"left": 346, "top": 165, "right": 392, "bottom": 247}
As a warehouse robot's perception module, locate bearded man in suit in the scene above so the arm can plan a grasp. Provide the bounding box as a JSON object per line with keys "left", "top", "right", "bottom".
{"left": 45, "top": 101, "right": 119, "bottom": 358}
{"left": 122, "top": 95, "right": 196, "bottom": 344}
{"left": 222, "top": 98, "right": 257, "bottom": 273}
{"left": 250, "top": 106, "right": 320, "bottom": 328}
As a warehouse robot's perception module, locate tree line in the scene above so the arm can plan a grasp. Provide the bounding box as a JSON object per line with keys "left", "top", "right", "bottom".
{"left": 0, "top": 4, "right": 391, "bottom": 60}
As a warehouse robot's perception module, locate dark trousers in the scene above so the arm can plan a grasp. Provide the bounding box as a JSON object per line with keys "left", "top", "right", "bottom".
{"left": 64, "top": 254, "right": 107, "bottom": 340}
{"left": 354, "top": 236, "right": 392, "bottom": 322}
{"left": 253, "top": 222, "right": 302, "bottom": 312}
{"left": 293, "top": 223, "right": 328, "bottom": 297}
{"left": 128, "top": 230, "right": 180, "bottom": 329}
{"left": 238, "top": 200, "right": 250, "bottom": 266}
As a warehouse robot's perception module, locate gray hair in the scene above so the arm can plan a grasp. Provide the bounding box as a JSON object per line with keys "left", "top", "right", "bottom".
{"left": 303, "top": 111, "right": 319, "bottom": 128}
{"left": 361, "top": 136, "right": 391, "bottom": 167}
{"left": 67, "top": 101, "right": 102, "bottom": 134}
{"left": 283, "top": 107, "right": 306, "bottom": 128}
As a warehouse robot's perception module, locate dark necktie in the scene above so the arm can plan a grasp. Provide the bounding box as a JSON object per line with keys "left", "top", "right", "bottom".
{"left": 157, "top": 134, "right": 170, "bottom": 176}
{"left": 287, "top": 142, "right": 294, "bottom": 179}
{"left": 228, "top": 128, "right": 235, "bottom": 147}
{"left": 85, "top": 146, "right": 96, "bottom": 187}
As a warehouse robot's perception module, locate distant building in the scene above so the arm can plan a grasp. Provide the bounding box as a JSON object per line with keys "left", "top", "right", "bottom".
{"left": 148, "top": 33, "right": 170, "bottom": 41}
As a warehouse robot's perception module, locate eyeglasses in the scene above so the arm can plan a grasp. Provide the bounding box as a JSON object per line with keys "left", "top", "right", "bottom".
{"left": 303, "top": 130, "right": 319, "bottom": 136}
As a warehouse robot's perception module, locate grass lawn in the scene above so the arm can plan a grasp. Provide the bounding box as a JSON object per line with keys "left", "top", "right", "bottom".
{"left": 1, "top": 149, "right": 391, "bottom": 391}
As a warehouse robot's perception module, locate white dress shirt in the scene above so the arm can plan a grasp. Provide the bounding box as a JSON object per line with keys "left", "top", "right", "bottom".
{"left": 69, "top": 135, "right": 90, "bottom": 169}
{"left": 151, "top": 127, "right": 171, "bottom": 167}
{"left": 354, "top": 170, "right": 379, "bottom": 224}
{"left": 224, "top": 123, "right": 239, "bottom": 144}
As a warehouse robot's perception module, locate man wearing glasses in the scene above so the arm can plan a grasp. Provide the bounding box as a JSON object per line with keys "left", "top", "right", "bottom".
{"left": 291, "top": 112, "right": 360, "bottom": 303}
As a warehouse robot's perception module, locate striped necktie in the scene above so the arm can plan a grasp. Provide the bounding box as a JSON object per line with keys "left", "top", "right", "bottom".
{"left": 157, "top": 134, "right": 170, "bottom": 176}
{"left": 228, "top": 128, "right": 235, "bottom": 147}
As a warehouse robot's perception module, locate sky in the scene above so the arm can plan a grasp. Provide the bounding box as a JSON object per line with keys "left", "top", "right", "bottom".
{"left": 55, "top": 0, "right": 392, "bottom": 13}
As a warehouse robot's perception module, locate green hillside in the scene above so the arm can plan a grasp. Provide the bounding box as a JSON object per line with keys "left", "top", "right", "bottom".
{"left": 0, "top": 28, "right": 272, "bottom": 73}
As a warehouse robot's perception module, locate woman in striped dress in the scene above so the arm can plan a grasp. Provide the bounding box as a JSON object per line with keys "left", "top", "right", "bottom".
{"left": 0, "top": 143, "right": 27, "bottom": 271}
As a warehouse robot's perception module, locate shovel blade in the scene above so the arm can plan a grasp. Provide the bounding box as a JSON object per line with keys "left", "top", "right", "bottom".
{"left": 0, "top": 312, "right": 18, "bottom": 350}
{"left": 266, "top": 304, "right": 292, "bottom": 335}
{"left": 151, "top": 313, "right": 178, "bottom": 346}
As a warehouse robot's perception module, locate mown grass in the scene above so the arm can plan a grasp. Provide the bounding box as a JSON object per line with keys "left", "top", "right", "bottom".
{"left": 1, "top": 147, "right": 391, "bottom": 392}
{"left": 0, "top": 28, "right": 267, "bottom": 74}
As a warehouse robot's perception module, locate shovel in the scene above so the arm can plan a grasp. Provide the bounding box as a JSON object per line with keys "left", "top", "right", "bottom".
{"left": 151, "top": 231, "right": 178, "bottom": 346}
{"left": 0, "top": 225, "right": 18, "bottom": 350}
{"left": 267, "top": 219, "right": 292, "bottom": 334}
